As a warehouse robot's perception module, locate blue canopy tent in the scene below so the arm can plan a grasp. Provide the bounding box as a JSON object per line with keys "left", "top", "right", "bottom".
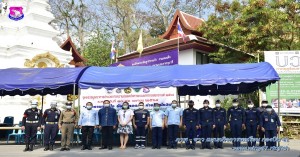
{"left": 0, "top": 67, "right": 87, "bottom": 96}
{"left": 78, "top": 62, "right": 280, "bottom": 95}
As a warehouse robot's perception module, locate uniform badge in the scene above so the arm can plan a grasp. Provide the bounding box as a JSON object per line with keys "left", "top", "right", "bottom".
{"left": 8, "top": 6, "right": 24, "bottom": 21}
{"left": 265, "top": 118, "right": 268, "bottom": 121}
{"left": 142, "top": 87, "right": 150, "bottom": 93}
{"left": 124, "top": 87, "right": 131, "bottom": 94}
{"left": 116, "top": 88, "right": 122, "bottom": 93}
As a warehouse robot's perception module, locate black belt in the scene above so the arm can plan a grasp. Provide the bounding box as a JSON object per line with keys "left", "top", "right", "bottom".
{"left": 63, "top": 122, "right": 74, "bottom": 124}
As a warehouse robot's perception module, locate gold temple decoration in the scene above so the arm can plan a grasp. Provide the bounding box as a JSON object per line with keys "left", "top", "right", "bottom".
{"left": 24, "top": 52, "right": 65, "bottom": 68}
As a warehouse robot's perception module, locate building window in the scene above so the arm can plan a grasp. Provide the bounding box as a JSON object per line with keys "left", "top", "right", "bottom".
{"left": 196, "top": 52, "right": 210, "bottom": 65}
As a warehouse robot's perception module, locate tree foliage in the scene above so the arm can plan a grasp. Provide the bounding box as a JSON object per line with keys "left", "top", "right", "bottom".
{"left": 199, "top": 0, "right": 300, "bottom": 63}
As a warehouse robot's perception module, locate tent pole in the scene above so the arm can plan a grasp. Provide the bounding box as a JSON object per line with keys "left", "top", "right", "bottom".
{"left": 277, "top": 80, "right": 280, "bottom": 146}
{"left": 78, "top": 88, "right": 81, "bottom": 115}
{"left": 73, "top": 84, "right": 76, "bottom": 108}
{"left": 41, "top": 96, "right": 44, "bottom": 112}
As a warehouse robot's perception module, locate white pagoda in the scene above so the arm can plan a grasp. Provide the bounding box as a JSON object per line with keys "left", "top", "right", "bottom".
{"left": 0, "top": 0, "right": 73, "bottom": 68}
{"left": 0, "top": 0, "right": 74, "bottom": 123}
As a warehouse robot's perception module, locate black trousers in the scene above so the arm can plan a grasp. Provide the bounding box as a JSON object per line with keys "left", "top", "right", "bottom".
{"left": 44, "top": 124, "right": 59, "bottom": 145}
{"left": 135, "top": 126, "right": 146, "bottom": 146}
{"left": 102, "top": 126, "right": 113, "bottom": 147}
{"left": 152, "top": 127, "right": 162, "bottom": 148}
{"left": 25, "top": 123, "right": 38, "bottom": 144}
{"left": 81, "top": 126, "right": 94, "bottom": 146}
{"left": 168, "top": 125, "right": 179, "bottom": 147}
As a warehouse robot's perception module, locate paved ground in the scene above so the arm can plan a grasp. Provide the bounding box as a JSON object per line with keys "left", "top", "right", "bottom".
{"left": 0, "top": 140, "right": 299, "bottom": 157}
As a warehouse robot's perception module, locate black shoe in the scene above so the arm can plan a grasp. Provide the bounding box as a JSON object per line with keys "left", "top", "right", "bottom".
{"left": 214, "top": 146, "right": 218, "bottom": 149}
{"left": 207, "top": 147, "right": 212, "bottom": 149}
{"left": 173, "top": 146, "right": 177, "bottom": 149}
{"left": 152, "top": 146, "right": 156, "bottom": 149}
{"left": 60, "top": 148, "right": 65, "bottom": 151}
{"left": 50, "top": 145, "right": 54, "bottom": 151}
{"left": 219, "top": 146, "right": 223, "bottom": 149}
{"left": 24, "top": 144, "right": 29, "bottom": 152}
{"left": 87, "top": 146, "right": 92, "bottom": 150}
{"left": 108, "top": 146, "right": 112, "bottom": 150}
{"left": 81, "top": 145, "right": 86, "bottom": 150}
{"left": 191, "top": 146, "right": 195, "bottom": 150}
{"left": 65, "top": 148, "right": 70, "bottom": 151}
{"left": 157, "top": 147, "right": 161, "bottom": 149}
{"left": 44, "top": 144, "right": 49, "bottom": 151}
{"left": 201, "top": 146, "right": 205, "bottom": 149}
{"left": 99, "top": 146, "right": 107, "bottom": 150}
{"left": 29, "top": 144, "right": 34, "bottom": 151}
{"left": 186, "top": 146, "right": 190, "bottom": 150}
{"left": 167, "top": 146, "right": 172, "bottom": 149}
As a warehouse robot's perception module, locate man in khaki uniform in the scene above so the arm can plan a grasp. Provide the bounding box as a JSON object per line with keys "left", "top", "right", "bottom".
{"left": 59, "top": 102, "right": 78, "bottom": 151}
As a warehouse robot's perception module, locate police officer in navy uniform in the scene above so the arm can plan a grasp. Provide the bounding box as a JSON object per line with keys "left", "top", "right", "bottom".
{"left": 133, "top": 102, "right": 150, "bottom": 149}
{"left": 42, "top": 101, "right": 61, "bottom": 151}
{"left": 21, "top": 100, "right": 42, "bottom": 152}
{"left": 260, "top": 105, "right": 281, "bottom": 149}
{"left": 257, "top": 100, "right": 272, "bottom": 146}
{"left": 183, "top": 100, "right": 199, "bottom": 150}
{"left": 227, "top": 99, "right": 245, "bottom": 148}
{"left": 199, "top": 100, "right": 215, "bottom": 149}
{"left": 213, "top": 100, "right": 226, "bottom": 149}
{"left": 245, "top": 100, "right": 260, "bottom": 147}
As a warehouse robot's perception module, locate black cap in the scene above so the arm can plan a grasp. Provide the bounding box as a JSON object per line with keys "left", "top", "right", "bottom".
{"left": 233, "top": 99, "right": 238, "bottom": 103}
{"left": 188, "top": 100, "right": 194, "bottom": 104}
{"left": 247, "top": 100, "right": 253, "bottom": 104}
{"left": 266, "top": 105, "right": 272, "bottom": 109}
{"left": 215, "top": 100, "right": 221, "bottom": 103}
{"left": 262, "top": 100, "right": 268, "bottom": 104}
{"left": 203, "top": 99, "right": 209, "bottom": 104}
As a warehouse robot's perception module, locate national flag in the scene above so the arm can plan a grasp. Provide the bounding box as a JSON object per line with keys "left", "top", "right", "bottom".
{"left": 110, "top": 41, "right": 116, "bottom": 60}
{"left": 137, "top": 30, "right": 143, "bottom": 56}
{"left": 177, "top": 19, "right": 186, "bottom": 43}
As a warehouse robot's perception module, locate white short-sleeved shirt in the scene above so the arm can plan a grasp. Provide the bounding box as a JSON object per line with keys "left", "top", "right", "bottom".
{"left": 118, "top": 109, "right": 134, "bottom": 125}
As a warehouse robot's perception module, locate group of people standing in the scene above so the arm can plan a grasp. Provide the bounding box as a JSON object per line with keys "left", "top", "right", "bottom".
{"left": 21, "top": 98, "right": 281, "bottom": 152}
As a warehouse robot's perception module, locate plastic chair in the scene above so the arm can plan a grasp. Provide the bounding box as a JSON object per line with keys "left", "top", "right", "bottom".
{"left": 93, "top": 128, "right": 101, "bottom": 143}
{"left": 73, "top": 129, "right": 82, "bottom": 145}
{"left": 37, "top": 130, "right": 44, "bottom": 145}
{"left": 7, "top": 129, "right": 24, "bottom": 143}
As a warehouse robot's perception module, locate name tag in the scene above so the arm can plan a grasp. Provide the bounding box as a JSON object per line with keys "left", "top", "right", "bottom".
{"left": 271, "top": 119, "right": 274, "bottom": 123}
{"left": 142, "top": 114, "right": 145, "bottom": 118}
{"left": 265, "top": 118, "right": 268, "bottom": 122}
{"left": 55, "top": 115, "right": 58, "bottom": 119}
{"left": 35, "top": 115, "right": 37, "bottom": 119}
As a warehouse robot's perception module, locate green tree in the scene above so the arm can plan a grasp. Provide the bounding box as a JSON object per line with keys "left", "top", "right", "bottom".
{"left": 199, "top": 0, "right": 300, "bottom": 63}
{"left": 83, "top": 30, "right": 112, "bottom": 66}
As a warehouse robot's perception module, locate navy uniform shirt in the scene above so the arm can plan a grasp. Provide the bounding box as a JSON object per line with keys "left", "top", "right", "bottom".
{"left": 199, "top": 107, "right": 215, "bottom": 126}
{"left": 98, "top": 107, "right": 117, "bottom": 127}
{"left": 245, "top": 108, "right": 260, "bottom": 125}
{"left": 183, "top": 108, "right": 199, "bottom": 126}
{"left": 227, "top": 106, "right": 245, "bottom": 124}
{"left": 134, "top": 109, "right": 149, "bottom": 127}
{"left": 42, "top": 108, "right": 61, "bottom": 125}
{"left": 260, "top": 112, "right": 281, "bottom": 130}
{"left": 213, "top": 107, "right": 227, "bottom": 124}
{"left": 22, "top": 108, "right": 42, "bottom": 126}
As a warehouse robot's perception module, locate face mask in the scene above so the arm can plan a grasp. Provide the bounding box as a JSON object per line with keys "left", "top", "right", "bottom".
{"left": 86, "top": 106, "right": 93, "bottom": 110}
{"left": 262, "top": 103, "right": 267, "bottom": 107}
{"left": 31, "top": 105, "right": 37, "bottom": 108}
{"left": 171, "top": 103, "right": 177, "bottom": 108}
{"left": 104, "top": 104, "right": 110, "bottom": 107}
{"left": 123, "top": 105, "right": 128, "bottom": 109}
{"left": 138, "top": 105, "right": 144, "bottom": 109}
{"left": 203, "top": 103, "right": 208, "bottom": 107}
{"left": 188, "top": 104, "right": 193, "bottom": 108}
{"left": 154, "top": 107, "right": 160, "bottom": 111}
{"left": 248, "top": 104, "right": 254, "bottom": 108}
{"left": 216, "top": 104, "right": 221, "bottom": 107}
{"left": 233, "top": 103, "right": 238, "bottom": 107}
{"left": 266, "top": 109, "right": 272, "bottom": 112}
{"left": 66, "top": 106, "right": 72, "bottom": 109}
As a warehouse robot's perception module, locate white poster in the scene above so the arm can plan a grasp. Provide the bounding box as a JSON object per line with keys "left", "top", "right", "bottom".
{"left": 80, "top": 87, "right": 177, "bottom": 111}
{"left": 264, "top": 51, "right": 300, "bottom": 113}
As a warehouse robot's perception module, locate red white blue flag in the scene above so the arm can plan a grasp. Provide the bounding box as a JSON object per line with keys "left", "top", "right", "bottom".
{"left": 177, "top": 19, "right": 186, "bottom": 43}
{"left": 110, "top": 41, "right": 116, "bottom": 60}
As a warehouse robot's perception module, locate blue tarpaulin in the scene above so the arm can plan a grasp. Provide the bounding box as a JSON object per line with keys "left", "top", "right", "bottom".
{"left": 79, "top": 62, "right": 280, "bottom": 95}
{"left": 0, "top": 67, "right": 87, "bottom": 96}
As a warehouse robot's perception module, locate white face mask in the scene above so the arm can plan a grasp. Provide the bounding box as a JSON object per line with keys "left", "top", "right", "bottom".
{"left": 104, "top": 104, "right": 110, "bottom": 107}
{"left": 171, "top": 103, "right": 177, "bottom": 108}
{"left": 86, "top": 106, "right": 93, "bottom": 110}
{"left": 266, "top": 109, "right": 272, "bottom": 112}
{"left": 31, "top": 105, "right": 37, "bottom": 108}
{"left": 66, "top": 106, "right": 72, "bottom": 109}
{"left": 203, "top": 103, "right": 208, "bottom": 107}
{"left": 138, "top": 105, "right": 144, "bottom": 109}
{"left": 232, "top": 103, "right": 238, "bottom": 107}
{"left": 262, "top": 103, "right": 268, "bottom": 107}
{"left": 248, "top": 104, "right": 254, "bottom": 108}
{"left": 216, "top": 104, "right": 221, "bottom": 107}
